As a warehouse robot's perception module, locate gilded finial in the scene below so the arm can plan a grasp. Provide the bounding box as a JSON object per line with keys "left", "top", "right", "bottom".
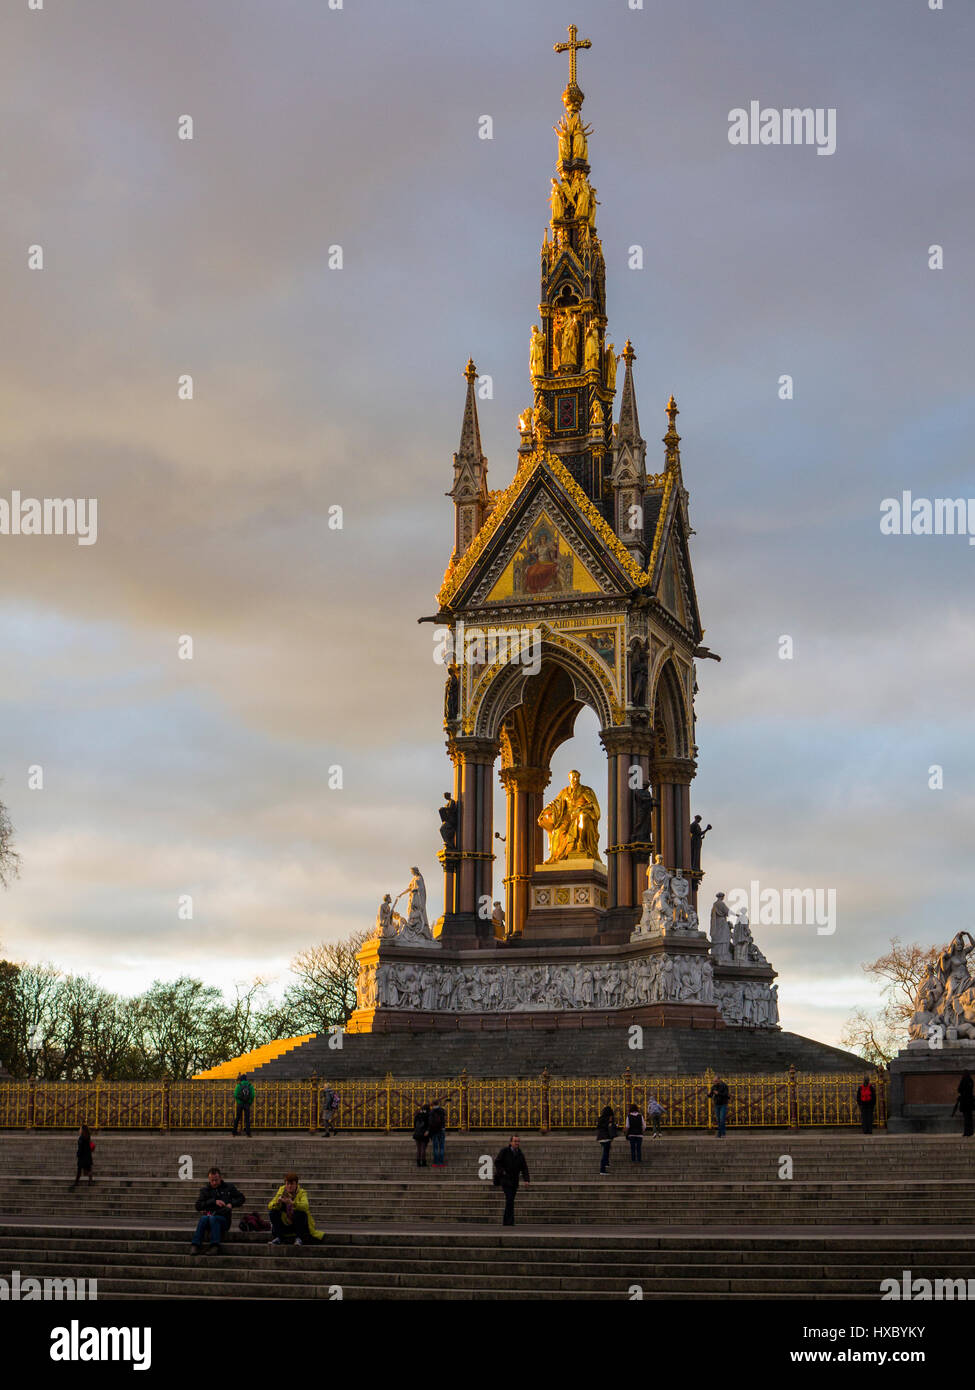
{"left": 554, "top": 24, "right": 591, "bottom": 106}
{"left": 622, "top": 339, "right": 636, "bottom": 365}
{"left": 663, "top": 394, "right": 681, "bottom": 467}
{"left": 464, "top": 358, "right": 477, "bottom": 384}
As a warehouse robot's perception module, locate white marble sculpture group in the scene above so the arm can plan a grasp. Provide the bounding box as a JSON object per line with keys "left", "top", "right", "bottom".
{"left": 376, "top": 868, "right": 441, "bottom": 949}
{"left": 360, "top": 860, "right": 780, "bottom": 1028}
{"left": 908, "top": 930, "right": 975, "bottom": 1043}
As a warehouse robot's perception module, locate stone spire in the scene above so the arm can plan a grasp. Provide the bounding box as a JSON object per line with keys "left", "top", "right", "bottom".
{"left": 448, "top": 358, "right": 489, "bottom": 561}
{"left": 525, "top": 26, "right": 616, "bottom": 512}
{"left": 610, "top": 340, "right": 648, "bottom": 562}
{"left": 616, "top": 340, "right": 642, "bottom": 447}
{"left": 663, "top": 394, "right": 687, "bottom": 491}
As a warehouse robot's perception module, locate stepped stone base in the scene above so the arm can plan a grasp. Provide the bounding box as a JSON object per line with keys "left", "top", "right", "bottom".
{"left": 249, "top": 1026, "right": 867, "bottom": 1080}
{"left": 887, "top": 1046, "right": 975, "bottom": 1133}
{"left": 350, "top": 1002, "right": 722, "bottom": 1034}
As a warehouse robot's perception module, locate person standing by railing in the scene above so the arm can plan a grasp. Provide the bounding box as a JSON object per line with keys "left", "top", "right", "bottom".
{"left": 323, "top": 1086, "right": 340, "bottom": 1136}
{"left": 429, "top": 1097, "right": 447, "bottom": 1167}
{"left": 232, "top": 1073, "right": 255, "bottom": 1137}
{"left": 856, "top": 1076, "right": 876, "bottom": 1135}
{"left": 707, "top": 1077, "right": 730, "bottom": 1138}
{"left": 412, "top": 1102, "right": 431, "bottom": 1166}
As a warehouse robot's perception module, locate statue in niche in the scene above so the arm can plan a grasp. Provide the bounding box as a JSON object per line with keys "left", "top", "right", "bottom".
{"left": 439, "top": 793, "right": 458, "bottom": 851}
{"left": 538, "top": 769, "right": 601, "bottom": 863}
{"left": 530, "top": 324, "right": 546, "bottom": 378}
{"left": 631, "top": 784, "right": 655, "bottom": 843}
{"left": 573, "top": 176, "right": 593, "bottom": 222}
{"left": 550, "top": 177, "right": 568, "bottom": 221}
{"left": 559, "top": 312, "right": 580, "bottom": 369}
{"left": 604, "top": 343, "right": 618, "bottom": 391}
{"left": 629, "top": 638, "right": 649, "bottom": 706}
{"left": 444, "top": 663, "right": 460, "bottom": 723}
{"left": 584, "top": 320, "right": 600, "bottom": 372}
{"left": 689, "top": 814, "right": 712, "bottom": 873}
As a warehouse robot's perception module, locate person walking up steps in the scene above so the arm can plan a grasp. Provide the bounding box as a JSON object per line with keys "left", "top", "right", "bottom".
{"left": 596, "top": 1104, "right": 618, "bottom": 1173}
{"left": 71, "top": 1124, "right": 94, "bottom": 1188}
{"left": 624, "top": 1104, "right": 645, "bottom": 1162}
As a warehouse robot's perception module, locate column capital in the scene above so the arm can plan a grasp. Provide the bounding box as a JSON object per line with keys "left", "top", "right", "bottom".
{"left": 599, "top": 726, "right": 655, "bottom": 757}
{"left": 448, "top": 735, "right": 500, "bottom": 764}
{"left": 498, "top": 765, "right": 551, "bottom": 793}
{"left": 654, "top": 756, "right": 697, "bottom": 784}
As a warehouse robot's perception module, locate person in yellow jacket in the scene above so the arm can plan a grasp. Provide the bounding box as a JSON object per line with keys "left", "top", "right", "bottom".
{"left": 267, "top": 1173, "right": 323, "bottom": 1245}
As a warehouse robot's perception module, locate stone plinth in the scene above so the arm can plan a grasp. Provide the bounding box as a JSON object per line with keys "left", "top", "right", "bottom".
{"left": 887, "top": 1045, "right": 975, "bottom": 1133}
{"left": 522, "top": 860, "right": 608, "bottom": 944}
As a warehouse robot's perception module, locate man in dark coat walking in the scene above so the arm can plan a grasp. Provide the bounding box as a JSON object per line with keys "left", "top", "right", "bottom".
{"left": 494, "top": 1134, "right": 530, "bottom": 1227}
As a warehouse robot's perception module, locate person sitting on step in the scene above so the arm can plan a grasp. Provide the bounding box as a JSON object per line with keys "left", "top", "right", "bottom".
{"left": 192, "top": 1167, "right": 244, "bottom": 1256}
{"left": 268, "top": 1172, "right": 323, "bottom": 1245}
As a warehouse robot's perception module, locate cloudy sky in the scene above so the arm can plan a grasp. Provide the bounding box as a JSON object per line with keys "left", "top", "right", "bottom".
{"left": 0, "top": 0, "right": 972, "bottom": 1050}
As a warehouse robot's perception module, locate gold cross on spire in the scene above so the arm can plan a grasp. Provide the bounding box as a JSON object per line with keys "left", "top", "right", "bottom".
{"left": 554, "top": 24, "right": 591, "bottom": 86}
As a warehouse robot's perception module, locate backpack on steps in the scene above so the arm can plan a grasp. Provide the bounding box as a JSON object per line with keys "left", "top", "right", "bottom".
{"left": 238, "top": 1212, "right": 270, "bottom": 1233}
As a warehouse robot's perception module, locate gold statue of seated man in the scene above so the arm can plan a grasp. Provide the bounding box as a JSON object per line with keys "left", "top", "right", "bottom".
{"left": 538, "top": 768, "right": 602, "bottom": 864}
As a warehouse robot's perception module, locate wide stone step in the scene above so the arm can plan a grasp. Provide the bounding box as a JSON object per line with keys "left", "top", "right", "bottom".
{"left": 3, "top": 1231, "right": 971, "bottom": 1300}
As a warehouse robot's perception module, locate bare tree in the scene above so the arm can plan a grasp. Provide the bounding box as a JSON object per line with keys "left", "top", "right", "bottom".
{"left": 0, "top": 786, "right": 20, "bottom": 889}
{"left": 283, "top": 929, "right": 370, "bottom": 1032}
{"left": 840, "top": 937, "right": 940, "bottom": 1066}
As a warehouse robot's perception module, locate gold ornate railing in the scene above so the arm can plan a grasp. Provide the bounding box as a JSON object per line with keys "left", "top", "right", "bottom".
{"left": 0, "top": 1070, "right": 886, "bottom": 1131}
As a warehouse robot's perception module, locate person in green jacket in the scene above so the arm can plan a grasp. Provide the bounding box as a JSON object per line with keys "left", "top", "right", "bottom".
{"left": 268, "top": 1173, "right": 323, "bottom": 1245}
{"left": 232, "top": 1074, "right": 255, "bottom": 1136}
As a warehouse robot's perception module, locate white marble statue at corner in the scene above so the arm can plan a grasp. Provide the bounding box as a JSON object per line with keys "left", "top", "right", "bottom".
{"left": 709, "top": 892, "right": 733, "bottom": 963}
{"left": 391, "top": 867, "right": 442, "bottom": 948}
